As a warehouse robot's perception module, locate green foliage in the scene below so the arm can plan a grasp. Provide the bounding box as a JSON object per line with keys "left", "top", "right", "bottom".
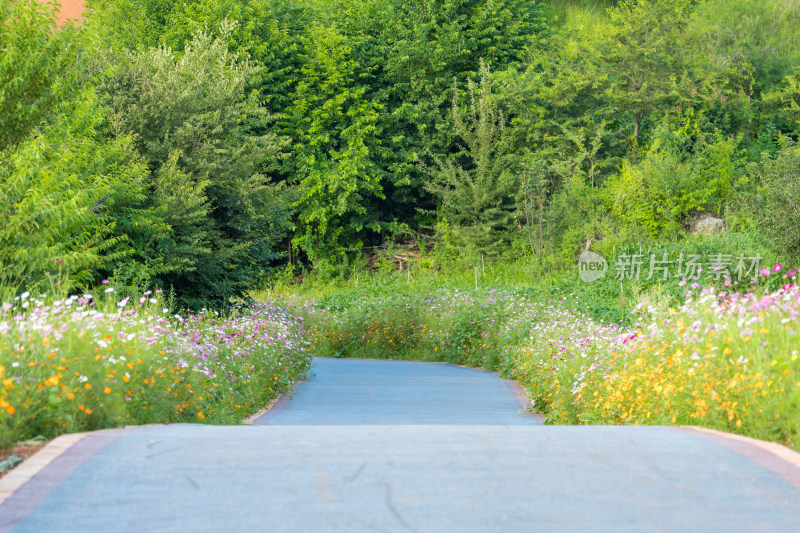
{"left": 424, "top": 65, "right": 517, "bottom": 258}
{"left": 595, "top": 0, "right": 699, "bottom": 140}
{"left": 0, "top": 0, "right": 85, "bottom": 152}
{"left": 160, "top": 0, "right": 307, "bottom": 114}
{"left": 746, "top": 142, "right": 800, "bottom": 256}
{"left": 307, "top": 286, "right": 510, "bottom": 369}
{"left": 86, "top": 0, "right": 184, "bottom": 49}
{"left": 101, "top": 30, "right": 293, "bottom": 308}
{"left": 603, "top": 119, "right": 745, "bottom": 240}
{"left": 286, "top": 23, "right": 385, "bottom": 264}
{"left": 762, "top": 70, "right": 800, "bottom": 138}
{"left": 4, "top": 0, "right": 800, "bottom": 309}
{"left": 0, "top": 88, "right": 149, "bottom": 292}
{"left": 692, "top": 0, "right": 800, "bottom": 97}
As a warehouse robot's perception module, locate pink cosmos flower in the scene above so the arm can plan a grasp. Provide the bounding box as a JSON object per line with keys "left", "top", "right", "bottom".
{"left": 760, "top": 268, "right": 770, "bottom": 277}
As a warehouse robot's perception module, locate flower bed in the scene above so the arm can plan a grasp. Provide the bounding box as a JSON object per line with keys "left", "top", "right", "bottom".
{"left": 306, "top": 267, "right": 800, "bottom": 448}
{"left": 0, "top": 290, "right": 311, "bottom": 448}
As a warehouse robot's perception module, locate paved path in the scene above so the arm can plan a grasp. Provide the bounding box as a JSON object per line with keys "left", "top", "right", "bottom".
{"left": 1, "top": 358, "right": 799, "bottom": 532}
{"left": 254, "top": 358, "right": 539, "bottom": 425}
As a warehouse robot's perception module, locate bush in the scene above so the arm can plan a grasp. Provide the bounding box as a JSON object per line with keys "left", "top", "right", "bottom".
{"left": 102, "top": 29, "right": 294, "bottom": 308}
{"left": 0, "top": 88, "right": 152, "bottom": 292}
{"left": 424, "top": 64, "right": 518, "bottom": 260}
{"left": 746, "top": 143, "right": 800, "bottom": 258}
{"left": 0, "top": 0, "right": 85, "bottom": 152}
{"left": 603, "top": 121, "right": 745, "bottom": 241}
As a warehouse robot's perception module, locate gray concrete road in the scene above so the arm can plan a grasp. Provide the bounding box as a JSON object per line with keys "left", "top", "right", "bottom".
{"left": 1, "top": 358, "right": 799, "bottom": 532}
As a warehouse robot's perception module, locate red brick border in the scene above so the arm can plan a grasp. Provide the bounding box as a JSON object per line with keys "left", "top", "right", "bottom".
{"left": 674, "top": 426, "right": 800, "bottom": 491}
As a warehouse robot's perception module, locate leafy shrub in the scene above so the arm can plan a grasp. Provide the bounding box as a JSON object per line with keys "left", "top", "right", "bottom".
{"left": 0, "top": 0, "right": 85, "bottom": 152}
{"left": 0, "top": 89, "right": 151, "bottom": 292}
{"left": 424, "top": 64, "right": 518, "bottom": 259}
{"left": 603, "top": 121, "right": 745, "bottom": 241}
{"left": 102, "top": 29, "right": 294, "bottom": 308}
{"left": 746, "top": 144, "right": 800, "bottom": 257}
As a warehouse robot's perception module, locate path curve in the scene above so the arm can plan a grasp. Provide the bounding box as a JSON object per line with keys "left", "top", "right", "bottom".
{"left": 0, "top": 358, "right": 798, "bottom": 532}
{"left": 253, "top": 358, "right": 541, "bottom": 425}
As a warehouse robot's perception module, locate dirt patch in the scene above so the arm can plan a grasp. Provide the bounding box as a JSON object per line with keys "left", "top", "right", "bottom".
{"left": 0, "top": 440, "right": 49, "bottom": 479}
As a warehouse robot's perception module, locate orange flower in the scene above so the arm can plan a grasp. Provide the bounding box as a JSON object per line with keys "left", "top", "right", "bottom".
{"left": 197, "top": 412, "right": 205, "bottom": 419}
{"left": 104, "top": 387, "right": 111, "bottom": 394}
{"left": 85, "top": 383, "right": 92, "bottom": 390}
{"left": 5, "top": 406, "right": 15, "bottom": 415}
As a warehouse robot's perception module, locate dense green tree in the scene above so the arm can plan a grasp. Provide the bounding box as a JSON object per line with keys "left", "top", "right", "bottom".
{"left": 284, "top": 23, "right": 384, "bottom": 266}
{"left": 594, "top": 0, "right": 698, "bottom": 141}
{"left": 424, "top": 65, "right": 517, "bottom": 257}
{"left": 101, "top": 30, "right": 293, "bottom": 307}
{"left": 86, "top": 0, "right": 184, "bottom": 49}
{"left": 0, "top": 88, "right": 151, "bottom": 291}
{"left": 0, "top": 0, "right": 85, "bottom": 152}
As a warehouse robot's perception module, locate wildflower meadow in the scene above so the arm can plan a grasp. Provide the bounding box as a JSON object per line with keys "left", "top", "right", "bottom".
{"left": 305, "top": 265, "right": 800, "bottom": 449}
{"left": 0, "top": 289, "right": 311, "bottom": 448}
